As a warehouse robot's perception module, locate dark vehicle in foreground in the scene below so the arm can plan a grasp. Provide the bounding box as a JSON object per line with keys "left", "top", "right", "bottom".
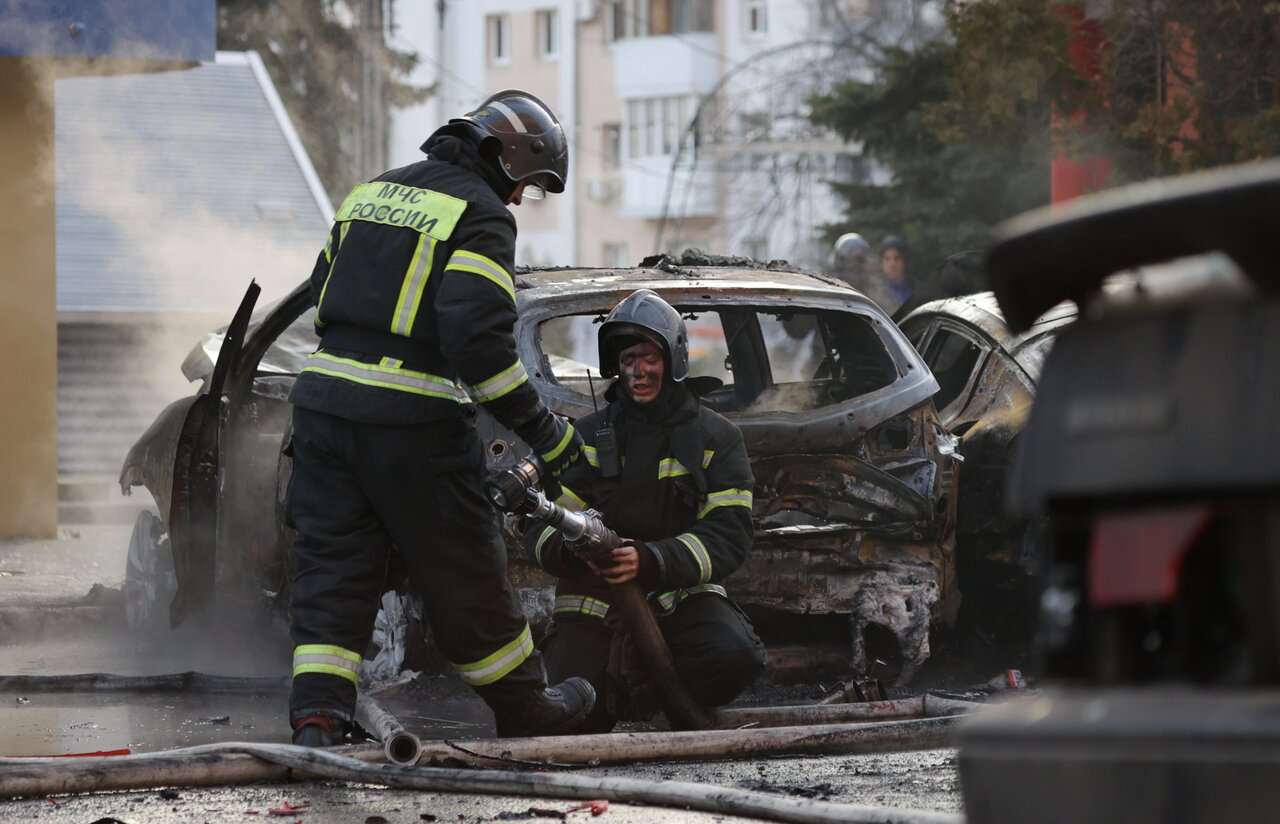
{"left": 899, "top": 293, "right": 1076, "bottom": 646}
{"left": 120, "top": 254, "right": 962, "bottom": 684}
{"left": 958, "top": 162, "right": 1280, "bottom": 822}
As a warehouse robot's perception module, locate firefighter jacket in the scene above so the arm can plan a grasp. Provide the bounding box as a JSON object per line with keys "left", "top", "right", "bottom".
{"left": 524, "top": 382, "right": 755, "bottom": 618}
{"left": 288, "top": 134, "right": 572, "bottom": 463}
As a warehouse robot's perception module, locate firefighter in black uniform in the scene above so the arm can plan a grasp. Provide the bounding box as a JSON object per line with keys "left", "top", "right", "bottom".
{"left": 286, "top": 90, "right": 594, "bottom": 746}
{"left": 524, "top": 290, "right": 767, "bottom": 732}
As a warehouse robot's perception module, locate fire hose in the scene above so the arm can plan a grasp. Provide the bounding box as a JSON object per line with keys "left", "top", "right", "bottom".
{"left": 355, "top": 694, "right": 423, "bottom": 766}
{"left": 485, "top": 459, "right": 717, "bottom": 730}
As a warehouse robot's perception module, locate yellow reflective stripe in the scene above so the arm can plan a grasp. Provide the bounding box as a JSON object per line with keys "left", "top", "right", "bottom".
{"left": 334, "top": 181, "right": 466, "bottom": 240}
{"left": 655, "top": 584, "right": 727, "bottom": 613}
{"left": 471, "top": 361, "right": 529, "bottom": 403}
{"left": 391, "top": 234, "right": 436, "bottom": 336}
{"left": 554, "top": 594, "right": 611, "bottom": 619}
{"left": 380, "top": 356, "right": 403, "bottom": 368}
{"left": 534, "top": 525, "right": 558, "bottom": 566}
{"left": 445, "top": 250, "right": 514, "bottom": 301}
{"left": 541, "top": 423, "right": 576, "bottom": 463}
{"left": 315, "top": 223, "right": 351, "bottom": 328}
{"left": 452, "top": 625, "right": 533, "bottom": 686}
{"left": 657, "top": 451, "right": 715, "bottom": 478}
{"left": 302, "top": 352, "right": 468, "bottom": 402}
{"left": 658, "top": 458, "right": 689, "bottom": 479}
{"left": 323, "top": 233, "right": 332, "bottom": 263}
{"left": 676, "top": 533, "right": 712, "bottom": 584}
{"left": 292, "top": 644, "right": 362, "bottom": 684}
{"left": 557, "top": 486, "right": 587, "bottom": 512}
{"left": 582, "top": 445, "right": 600, "bottom": 468}
{"left": 698, "top": 488, "right": 754, "bottom": 519}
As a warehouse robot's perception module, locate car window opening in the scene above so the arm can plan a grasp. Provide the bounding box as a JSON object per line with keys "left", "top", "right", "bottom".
{"left": 538, "top": 306, "right": 897, "bottom": 415}
{"left": 923, "top": 330, "right": 982, "bottom": 411}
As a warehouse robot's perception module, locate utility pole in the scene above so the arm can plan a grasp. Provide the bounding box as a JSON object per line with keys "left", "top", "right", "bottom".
{"left": 358, "top": 0, "right": 389, "bottom": 179}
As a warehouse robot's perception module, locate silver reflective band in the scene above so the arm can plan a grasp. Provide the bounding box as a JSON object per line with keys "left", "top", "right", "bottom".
{"left": 392, "top": 235, "right": 436, "bottom": 336}
{"left": 676, "top": 532, "right": 712, "bottom": 583}
{"left": 487, "top": 98, "right": 528, "bottom": 133}
{"left": 655, "top": 583, "right": 727, "bottom": 613}
{"left": 555, "top": 594, "right": 610, "bottom": 619}
{"left": 303, "top": 352, "right": 468, "bottom": 402}
{"left": 470, "top": 362, "right": 528, "bottom": 403}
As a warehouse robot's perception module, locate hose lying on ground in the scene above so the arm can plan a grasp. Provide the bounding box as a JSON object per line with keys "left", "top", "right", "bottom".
{"left": 0, "top": 715, "right": 962, "bottom": 793}
{"left": 0, "top": 741, "right": 965, "bottom": 824}
{"left": 0, "top": 672, "right": 289, "bottom": 694}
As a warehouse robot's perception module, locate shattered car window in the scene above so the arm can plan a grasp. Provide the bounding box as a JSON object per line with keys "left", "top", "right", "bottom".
{"left": 256, "top": 307, "right": 321, "bottom": 376}
{"left": 538, "top": 307, "right": 897, "bottom": 414}
{"left": 249, "top": 307, "right": 321, "bottom": 401}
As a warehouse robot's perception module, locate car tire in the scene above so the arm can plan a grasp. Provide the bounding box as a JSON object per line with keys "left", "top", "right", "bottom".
{"left": 123, "top": 510, "right": 178, "bottom": 634}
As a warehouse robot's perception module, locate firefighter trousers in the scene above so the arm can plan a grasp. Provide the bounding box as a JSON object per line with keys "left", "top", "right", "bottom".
{"left": 542, "top": 592, "right": 767, "bottom": 732}
{"left": 286, "top": 406, "right": 545, "bottom": 726}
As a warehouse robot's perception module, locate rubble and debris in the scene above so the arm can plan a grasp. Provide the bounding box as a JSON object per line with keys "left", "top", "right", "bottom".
{"left": 984, "top": 670, "right": 1025, "bottom": 690}
{"left": 496, "top": 809, "right": 567, "bottom": 821}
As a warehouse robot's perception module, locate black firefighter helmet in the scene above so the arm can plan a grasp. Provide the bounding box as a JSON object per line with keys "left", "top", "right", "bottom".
{"left": 448, "top": 89, "right": 568, "bottom": 197}
{"left": 598, "top": 289, "right": 689, "bottom": 382}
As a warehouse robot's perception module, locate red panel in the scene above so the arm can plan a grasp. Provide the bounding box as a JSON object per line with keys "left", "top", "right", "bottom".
{"left": 1050, "top": 4, "right": 1112, "bottom": 203}
{"left": 1089, "top": 506, "right": 1214, "bottom": 607}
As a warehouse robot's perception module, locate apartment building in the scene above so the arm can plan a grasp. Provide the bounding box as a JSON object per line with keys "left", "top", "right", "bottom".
{"left": 392, "top": 0, "right": 861, "bottom": 269}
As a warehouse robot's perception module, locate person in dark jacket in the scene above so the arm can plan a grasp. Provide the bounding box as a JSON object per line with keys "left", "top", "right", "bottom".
{"left": 524, "top": 290, "right": 767, "bottom": 732}
{"left": 286, "top": 90, "right": 593, "bottom": 746}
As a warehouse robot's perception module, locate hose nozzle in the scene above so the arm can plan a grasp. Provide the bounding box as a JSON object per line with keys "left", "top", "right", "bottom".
{"left": 484, "top": 457, "right": 542, "bottom": 513}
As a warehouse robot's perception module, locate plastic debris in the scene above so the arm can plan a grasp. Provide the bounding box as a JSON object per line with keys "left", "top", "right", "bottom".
{"left": 986, "top": 669, "right": 1025, "bottom": 689}
{"left": 567, "top": 800, "right": 609, "bottom": 816}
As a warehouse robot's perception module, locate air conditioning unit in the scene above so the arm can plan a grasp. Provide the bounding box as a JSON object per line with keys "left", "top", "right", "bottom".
{"left": 585, "top": 179, "right": 617, "bottom": 202}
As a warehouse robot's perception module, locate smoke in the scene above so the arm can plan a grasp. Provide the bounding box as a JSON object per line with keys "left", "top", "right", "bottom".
{"left": 46, "top": 54, "right": 328, "bottom": 674}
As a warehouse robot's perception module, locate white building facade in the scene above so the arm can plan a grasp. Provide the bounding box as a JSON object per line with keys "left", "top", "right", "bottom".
{"left": 389, "top": 0, "right": 865, "bottom": 269}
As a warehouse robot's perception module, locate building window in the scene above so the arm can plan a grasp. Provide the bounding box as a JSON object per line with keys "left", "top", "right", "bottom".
{"left": 743, "top": 0, "right": 767, "bottom": 37}
{"left": 608, "top": 0, "right": 712, "bottom": 41}
{"left": 602, "top": 123, "right": 622, "bottom": 170}
{"left": 624, "top": 96, "right": 697, "bottom": 160}
{"left": 536, "top": 9, "right": 559, "bottom": 59}
{"left": 488, "top": 14, "right": 510, "bottom": 66}
{"left": 603, "top": 242, "right": 630, "bottom": 267}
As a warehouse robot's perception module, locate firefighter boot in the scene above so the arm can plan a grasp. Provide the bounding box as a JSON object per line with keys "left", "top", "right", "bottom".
{"left": 494, "top": 677, "right": 597, "bottom": 737}
{"left": 292, "top": 714, "right": 348, "bottom": 747}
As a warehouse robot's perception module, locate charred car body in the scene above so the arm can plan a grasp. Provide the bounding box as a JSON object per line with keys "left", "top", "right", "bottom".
{"left": 899, "top": 293, "right": 1076, "bottom": 646}
{"left": 121, "top": 254, "right": 961, "bottom": 683}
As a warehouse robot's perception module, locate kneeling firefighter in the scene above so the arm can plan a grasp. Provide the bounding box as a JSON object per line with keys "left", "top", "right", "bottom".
{"left": 523, "top": 289, "right": 768, "bottom": 732}
{"left": 286, "top": 90, "right": 593, "bottom": 745}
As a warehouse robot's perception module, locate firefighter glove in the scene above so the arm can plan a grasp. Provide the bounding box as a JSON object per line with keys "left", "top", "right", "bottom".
{"left": 538, "top": 418, "right": 584, "bottom": 479}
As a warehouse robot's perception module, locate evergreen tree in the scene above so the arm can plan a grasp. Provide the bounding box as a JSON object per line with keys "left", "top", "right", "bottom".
{"left": 812, "top": 0, "right": 1280, "bottom": 290}
{"left": 218, "top": 0, "right": 431, "bottom": 204}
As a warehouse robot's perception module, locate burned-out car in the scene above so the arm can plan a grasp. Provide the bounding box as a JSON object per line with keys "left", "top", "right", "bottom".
{"left": 120, "top": 254, "right": 961, "bottom": 683}
{"left": 899, "top": 293, "right": 1076, "bottom": 645}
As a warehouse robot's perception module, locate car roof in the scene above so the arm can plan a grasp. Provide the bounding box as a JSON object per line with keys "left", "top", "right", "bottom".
{"left": 515, "top": 263, "right": 885, "bottom": 313}
{"left": 903, "top": 290, "right": 1077, "bottom": 352}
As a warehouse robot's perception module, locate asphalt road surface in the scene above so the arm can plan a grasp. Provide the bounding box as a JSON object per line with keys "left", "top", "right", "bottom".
{"left": 0, "top": 519, "right": 966, "bottom": 823}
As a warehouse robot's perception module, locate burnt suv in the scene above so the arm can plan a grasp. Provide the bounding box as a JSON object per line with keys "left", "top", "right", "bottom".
{"left": 120, "top": 253, "right": 961, "bottom": 683}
